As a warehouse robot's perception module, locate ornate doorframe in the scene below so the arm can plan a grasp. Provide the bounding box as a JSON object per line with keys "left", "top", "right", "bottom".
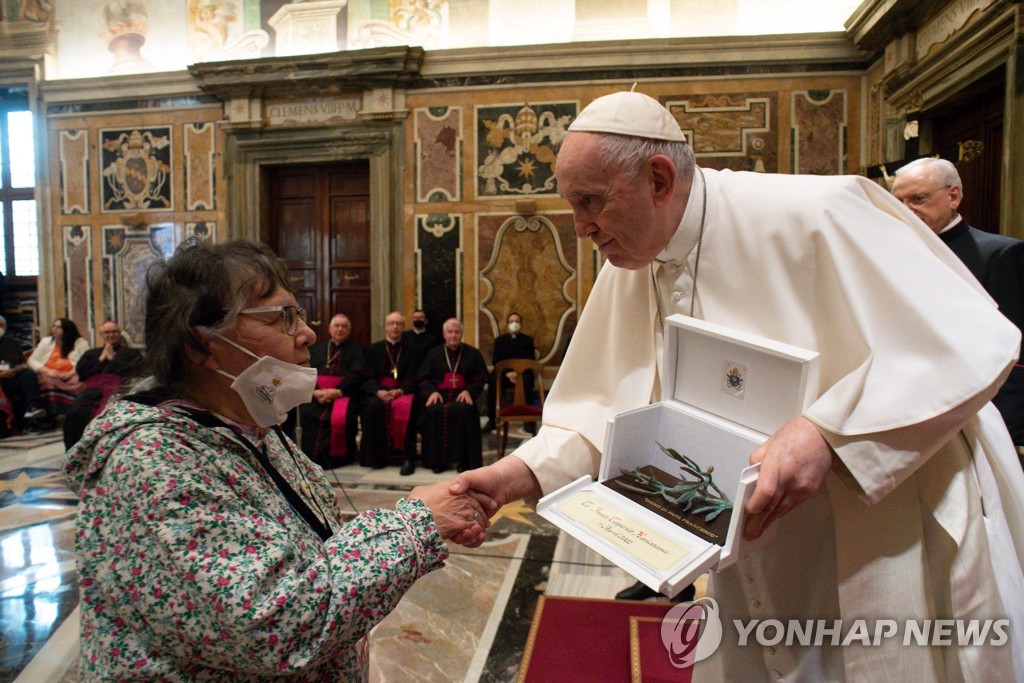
{"left": 189, "top": 47, "right": 424, "bottom": 336}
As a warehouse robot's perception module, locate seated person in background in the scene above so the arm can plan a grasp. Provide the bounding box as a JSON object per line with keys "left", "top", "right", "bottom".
{"left": 418, "top": 318, "right": 488, "bottom": 474}
{"left": 64, "top": 238, "right": 488, "bottom": 681}
{"left": 0, "top": 314, "right": 44, "bottom": 434}
{"left": 62, "top": 319, "right": 144, "bottom": 449}
{"left": 27, "top": 317, "right": 89, "bottom": 422}
{"left": 299, "top": 313, "right": 364, "bottom": 467}
{"left": 360, "top": 312, "right": 419, "bottom": 469}
{"left": 485, "top": 311, "right": 536, "bottom": 433}
{"left": 401, "top": 308, "right": 441, "bottom": 372}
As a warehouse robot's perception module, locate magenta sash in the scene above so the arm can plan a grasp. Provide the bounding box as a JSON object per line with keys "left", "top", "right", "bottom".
{"left": 379, "top": 377, "right": 413, "bottom": 449}
{"left": 441, "top": 372, "right": 466, "bottom": 392}
{"left": 316, "top": 375, "right": 349, "bottom": 458}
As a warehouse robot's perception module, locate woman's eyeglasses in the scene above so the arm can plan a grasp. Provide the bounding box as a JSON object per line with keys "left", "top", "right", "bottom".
{"left": 238, "top": 305, "right": 306, "bottom": 336}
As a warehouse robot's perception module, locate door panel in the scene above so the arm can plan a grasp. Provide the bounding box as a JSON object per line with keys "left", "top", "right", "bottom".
{"left": 930, "top": 67, "right": 1004, "bottom": 233}
{"left": 268, "top": 162, "right": 371, "bottom": 348}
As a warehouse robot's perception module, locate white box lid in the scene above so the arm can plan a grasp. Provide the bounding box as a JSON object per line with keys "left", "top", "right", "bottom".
{"left": 663, "top": 314, "right": 819, "bottom": 437}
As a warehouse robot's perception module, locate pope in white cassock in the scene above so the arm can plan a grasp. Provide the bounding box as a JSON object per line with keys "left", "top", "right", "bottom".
{"left": 450, "top": 91, "right": 1024, "bottom": 682}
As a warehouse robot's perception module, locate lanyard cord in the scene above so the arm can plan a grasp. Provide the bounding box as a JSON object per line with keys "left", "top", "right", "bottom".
{"left": 179, "top": 408, "right": 334, "bottom": 542}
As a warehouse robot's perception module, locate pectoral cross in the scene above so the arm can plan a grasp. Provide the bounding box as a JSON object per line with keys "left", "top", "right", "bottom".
{"left": 450, "top": 373, "right": 457, "bottom": 388}
{"left": 392, "top": 366, "right": 398, "bottom": 380}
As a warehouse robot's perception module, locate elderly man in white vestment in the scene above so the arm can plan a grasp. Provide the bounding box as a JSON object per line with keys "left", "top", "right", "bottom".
{"left": 450, "top": 91, "right": 1024, "bottom": 682}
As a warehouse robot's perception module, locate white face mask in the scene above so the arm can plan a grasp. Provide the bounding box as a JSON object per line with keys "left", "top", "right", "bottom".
{"left": 213, "top": 334, "right": 317, "bottom": 428}
{"left": 508, "top": 321, "right": 521, "bottom": 334}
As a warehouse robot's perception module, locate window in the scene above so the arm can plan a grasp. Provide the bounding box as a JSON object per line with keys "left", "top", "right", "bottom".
{"left": 0, "top": 89, "right": 38, "bottom": 281}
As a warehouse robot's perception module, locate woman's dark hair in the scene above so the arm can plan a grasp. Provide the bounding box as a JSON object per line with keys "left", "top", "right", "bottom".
{"left": 143, "top": 238, "right": 293, "bottom": 396}
{"left": 57, "top": 318, "right": 81, "bottom": 357}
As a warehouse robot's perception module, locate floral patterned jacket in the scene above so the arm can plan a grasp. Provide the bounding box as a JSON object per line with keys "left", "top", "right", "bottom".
{"left": 64, "top": 398, "right": 449, "bottom": 681}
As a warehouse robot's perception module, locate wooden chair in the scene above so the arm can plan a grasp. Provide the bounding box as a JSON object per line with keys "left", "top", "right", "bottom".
{"left": 493, "top": 358, "right": 546, "bottom": 458}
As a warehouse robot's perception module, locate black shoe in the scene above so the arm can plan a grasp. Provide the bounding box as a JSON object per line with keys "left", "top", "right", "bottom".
{"left": 371, "top": 461, "right": 387, "bottom": 470}
{"left": 615, "top": 581, "right": 662, "bottom": 601}
{"left": 457, "top": 463, "right": 472, "bottom": 473}
{"left": 524, "top": 422, "right": 537, "bottom": 435}
{"left": 432, "top": 465, "right": 446, "bottom": 474}
{"left": 482, "top": 420, "right": 495, "bottom": 433}
{"left": 24, "top": 405, "right": 46, "bottom": 420}
{"left": 400, "top": 459, "right": 415, "bottom": 476}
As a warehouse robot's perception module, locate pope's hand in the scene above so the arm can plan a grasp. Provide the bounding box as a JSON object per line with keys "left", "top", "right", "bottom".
{"left": 449, "top": 456, "right": 541, "bottom": 519}
{"left": 743, "top": 417, "right": 835, "bottom": 541}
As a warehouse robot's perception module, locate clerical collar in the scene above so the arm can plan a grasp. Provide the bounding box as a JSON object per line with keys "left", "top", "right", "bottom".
{"left": 937, "top": 214, "right": 963, "bottom": 236}
{"left": 655, "top": 166, "right": 708, "bottom": 267}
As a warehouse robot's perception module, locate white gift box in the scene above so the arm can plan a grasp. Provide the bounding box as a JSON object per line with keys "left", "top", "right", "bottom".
{"left": 538, "top": 314, "right": 819, "bottom": 597}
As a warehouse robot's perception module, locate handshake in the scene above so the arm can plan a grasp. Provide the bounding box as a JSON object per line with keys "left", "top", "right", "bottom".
{"left": 407, "top": 456, "right": 539, "bottom": 547}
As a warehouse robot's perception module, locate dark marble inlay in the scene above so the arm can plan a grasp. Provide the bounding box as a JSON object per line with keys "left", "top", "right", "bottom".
{"left": 0, "top": 469, "right": 77, "bottom": 510}
{"left": 477, "top": 532, "right": 557, "bottom": 682}
{"left": 416, "top": 213, "right": 461, "bottom": 323}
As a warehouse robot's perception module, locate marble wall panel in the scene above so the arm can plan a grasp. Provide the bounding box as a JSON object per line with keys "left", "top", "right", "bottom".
{"left": 58, "top": 130, "right": 89, "bottom": 215}
{"left": 478, "top": 212, "right": 577, "bottom": 366}
{"left": 184, "top": 122, "right": 216, "bottom": 210}
{"left": 62, "top": 226, "right": 92, "bottom": 336}
{"left": 103, "top": 225, "right": 175, "bottom": 347}
{"left": 666, "top": 93, "right": 777, "bottom": 172}
{"left": 185, "top": 221, "right": 216, "bottom": 242}
{"left": 475, "top": 102, "right": 575, "bottom": 198}
{"left": 99, "top": 127, "right": 174, "bottom": 212}
{"left": 415, "top": 213, "right": 462, "bottom": 324}
{"left": 415, "top": 106, "right": 462, "bottom": 202}
{"left": 791, "top": 90, "right": 847, "bottom": 175}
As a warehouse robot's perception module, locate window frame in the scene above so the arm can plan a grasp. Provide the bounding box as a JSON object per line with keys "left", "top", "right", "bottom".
{"left": 0, "top": 88, "right": 38, "bottom": 286}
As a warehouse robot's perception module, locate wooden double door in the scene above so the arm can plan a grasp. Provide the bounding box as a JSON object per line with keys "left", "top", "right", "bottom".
{"left": 268, "top": 161, "right": 372, "bottom": 348}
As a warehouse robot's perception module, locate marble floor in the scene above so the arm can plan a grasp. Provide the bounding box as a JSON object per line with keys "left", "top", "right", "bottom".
{"left": 0, "top": 422, "right": 667, "bottom": 683}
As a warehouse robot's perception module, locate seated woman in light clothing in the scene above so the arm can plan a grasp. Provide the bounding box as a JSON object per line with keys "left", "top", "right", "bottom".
{"left": 27, "top": 317, "right": 89, "bottom": 419}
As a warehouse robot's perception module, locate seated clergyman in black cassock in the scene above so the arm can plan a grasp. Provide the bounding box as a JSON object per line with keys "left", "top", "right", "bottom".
{"left": 299, "top": 313, "right": 364, "bottom": 467}
{"left": 417, "top": 318, "right": 488, "bottom": 474}
{"left": 360, "top": 311, "right": 419, "bottom": 470}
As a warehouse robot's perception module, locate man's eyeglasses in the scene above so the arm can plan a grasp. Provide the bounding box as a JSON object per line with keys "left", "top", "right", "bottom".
{"left": 238, "top": 305, "right": 306, "bottom": 336}
{"left": 896, "top": 185, "right": 951, "bottom": 207}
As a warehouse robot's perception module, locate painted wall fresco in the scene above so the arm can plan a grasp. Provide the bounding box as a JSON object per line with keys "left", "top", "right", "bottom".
{"left": 667, "top": 93, "right": 778, "bottom": 172}
{"left": 475, "top": 102, "right": 575, "bottom": 199}
{"left": 415, "top": 106, "right": 462, "bottom": 203}
{"left": 48, "top": 1, "right": 859, "bottom": 79}
{"left": 477, "top": 212, "right": 577, "bottom": 367}
{"left": 348, "top": 0, "right": 449, "bottom": 50}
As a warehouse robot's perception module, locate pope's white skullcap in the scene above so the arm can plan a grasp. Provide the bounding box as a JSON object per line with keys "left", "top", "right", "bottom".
{"left": 568, "top": 90, "right": 685, "bottom": 142}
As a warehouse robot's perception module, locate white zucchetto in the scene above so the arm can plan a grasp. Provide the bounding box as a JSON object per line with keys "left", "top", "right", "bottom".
{"left": 568, "top": 91, "right": 686, "bottom": 142}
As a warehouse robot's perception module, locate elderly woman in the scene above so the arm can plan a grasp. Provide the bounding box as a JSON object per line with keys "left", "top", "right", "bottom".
{"left": 27, "top": 317, "right": 89, "bottom": 419}
{"left": 65, "top": 239, "right": 488, "bottom": 681}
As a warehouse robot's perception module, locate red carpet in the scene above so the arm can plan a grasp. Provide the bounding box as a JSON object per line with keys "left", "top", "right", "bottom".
{"left": 518, "top": 595, "right": 694, "bottom": 682}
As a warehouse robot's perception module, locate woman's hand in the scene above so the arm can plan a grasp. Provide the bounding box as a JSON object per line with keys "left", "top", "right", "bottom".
{"left": 409, "top": 482, "right": 489, "bottom": 544}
